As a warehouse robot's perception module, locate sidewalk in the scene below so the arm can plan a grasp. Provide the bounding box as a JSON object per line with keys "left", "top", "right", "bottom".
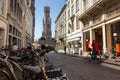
{"left": 57, "top": 52, "right": 120, "bottom": 71}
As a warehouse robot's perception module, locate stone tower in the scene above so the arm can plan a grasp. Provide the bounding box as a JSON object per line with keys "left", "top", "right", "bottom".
{"left": 39, "top": 6, "right": 54, "bottom": 47}
{"left": 42, "top": 6, "right": 52, "bottom": 40}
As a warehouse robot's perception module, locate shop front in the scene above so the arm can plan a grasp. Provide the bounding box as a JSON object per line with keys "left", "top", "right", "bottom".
{"left": 73, "top": 41, "right": 80, "bottom": 54}
{"left": 106, "top": 22, "right": 120, "bottom": 52}
{"left": 83, "top": 31, "right": 90, "bottom": 52}
{"left": 67, "top": 42, "right": 73, "bottom": 54}
{"left": 83, "top": 27, "right": 103, "bottom": 52}
{"left": 93, "top": 27, "right": 103, "bottom": 50}
{"left": 67, "top": 37, "right": 81, "bottom": 54}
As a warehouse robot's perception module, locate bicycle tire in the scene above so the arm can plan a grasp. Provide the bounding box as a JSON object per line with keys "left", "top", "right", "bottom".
{"left": 0, "top": 69, "right": 11, "bottom": 80}
{"left": 87, "top": 52, "right": 91, "bottom": 61}
{"left": 96, "top": 54, "right": 102, "bottom": 63}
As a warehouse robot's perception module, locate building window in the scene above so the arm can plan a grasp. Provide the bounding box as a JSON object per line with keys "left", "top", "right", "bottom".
{"left": 13, "top": 27, "right": 15, "bottom": 34}
{"left": 68, "top": 1, "right": 70, "bottom": 9}
{"left": 10, "top": 0, "right": 13, "bottom": 9}
{"left": 65, "top": 12, "right": 66, "bottom": 21}
{"left": 0, "top": 0, "right": 4, "bottom": 15}
{"left": 83, "top": 31, "right": 90, "bottom": 51}
{"left": 68, "top": 10, "right": 70, "bottom": 20}
{"left": 9, "top": 35, "right": 12, "bottom": 46}
{"left": 64, "top": 24, "right": 66, "bottom": 35}
{"left": 112, "top": 22, "right": 120, "bottom": 48}
{"left": 76, "top": 0, "right": 79, "bottom": 12}
{"left": 16, "top": 29, "right": 18, "bottom": 36}
{"left": 71, "top": 5, "right": 74, "bottom": 16}
{"left": 76, "top": 18, "right": 80, "bottom": 29}
{"left": 14, "top": 0, "right": 17, "bottom": 12}
{"left": 83, "top": 0, "right": 89, "bottom": 10}
{"left": 9, "top": 24, "right": 12, "bottom": 33}
{"left": 68, "top": 23, "right": 71, "bottom": 33}
{"left": 71, "top": 0, "right": 74, "bottom": 4}
{"left": 71, "top": 20, "right": 74, "bottom": 32}
{"left": 19, "top": 8, "right": 22, "bottom": 22}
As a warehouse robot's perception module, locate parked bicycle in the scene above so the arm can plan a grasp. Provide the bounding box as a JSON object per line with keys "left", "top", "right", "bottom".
{"left": 0, "top": 47, "right": 39, "bottom": 80}
{"left": 0, "top": 46, "right": 68, "bottom": 80}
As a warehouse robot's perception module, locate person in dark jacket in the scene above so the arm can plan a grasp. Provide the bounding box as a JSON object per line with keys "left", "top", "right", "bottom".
{"left": 91, "top": 40, "right": 99, "bottom": 60}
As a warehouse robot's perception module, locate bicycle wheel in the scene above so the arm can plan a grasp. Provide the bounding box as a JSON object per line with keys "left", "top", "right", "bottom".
{"left": 87, "top": 52, "right": 91, "bottom": 61}
{"left": 96, "top": 55, "right": 102, "bottom": 63}
{"left": 0, "top": 70, "right": 10, "bottom": 80}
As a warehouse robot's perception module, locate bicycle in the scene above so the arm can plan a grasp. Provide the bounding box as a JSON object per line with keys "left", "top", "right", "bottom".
{"left": 0, "top": 46, "right": 68, "bottom": 80}
{"left": 0, "top": 47, "right": 49, "bottom": 80}
{"left": 87, "top": 50, "right": 102, "bottom": 64}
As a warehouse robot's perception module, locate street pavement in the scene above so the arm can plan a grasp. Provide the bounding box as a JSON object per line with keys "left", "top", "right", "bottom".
{"left": 46, "top": 52, "right": 120, "bottom": 80}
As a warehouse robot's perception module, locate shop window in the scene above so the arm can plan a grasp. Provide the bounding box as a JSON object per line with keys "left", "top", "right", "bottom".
{"left": 13, "top": 27, "right": 15, "bottom": 34}
{"left": 112, "top": 22, "right": 120, "bottom": 48}
{"left": 76, "top": 18, "right": 80, "bottom": 30}
{"left": 76, "top": 0, "right": 79, "bottom": 12}
{"left": 9, "top": 35, "right": 12, "bottom": 45}
{"left": 83, "top": 31, "right": 90, "bottom": 51}
{"left": 9, "top": 25, "right": 12, "bottom": 33}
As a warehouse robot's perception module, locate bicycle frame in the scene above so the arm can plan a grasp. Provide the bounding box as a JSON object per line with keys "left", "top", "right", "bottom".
{"left": 0, "top": 49, "right": 49, "bottom": 80}
{"left": 0, "top": 55, "right": 18, "bottom": 80}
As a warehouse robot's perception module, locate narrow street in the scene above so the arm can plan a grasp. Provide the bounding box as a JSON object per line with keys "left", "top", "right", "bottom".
{"left": 47, "top": 52, "right": 120, "bottom": 80}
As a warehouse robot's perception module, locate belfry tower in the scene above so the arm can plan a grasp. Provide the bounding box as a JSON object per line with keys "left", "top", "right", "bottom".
{"left": 39, "top": 6, "right": 54, "bottom": 47}
{"left": 42, "top": 6, "right": 52, "bottom": 40}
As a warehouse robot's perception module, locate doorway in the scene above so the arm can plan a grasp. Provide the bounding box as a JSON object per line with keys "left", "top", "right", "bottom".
{"left": 93, "top": 27, "right": 103, "bottom": 49}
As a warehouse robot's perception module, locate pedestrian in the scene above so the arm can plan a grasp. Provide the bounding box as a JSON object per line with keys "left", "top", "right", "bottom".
{"left": 64, "top": 46, "right": 66, "bottom": 54}
{"left": 91, "top": 40, "right": 98, "bottom": 60}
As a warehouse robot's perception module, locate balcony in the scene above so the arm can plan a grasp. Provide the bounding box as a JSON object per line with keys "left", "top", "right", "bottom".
{"left": 106, "top": 1, "right": 120, "bottom": 21}
{"left": 78, "top": 0, "right": 109, "bottom": 20}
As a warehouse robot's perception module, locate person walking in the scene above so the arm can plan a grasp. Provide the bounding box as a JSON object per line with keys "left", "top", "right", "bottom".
{"left": 91, "top": 40, "right": 99, "bottom": 60}
{"left": 64, "top": 46, "right": 66, "bottom": 54}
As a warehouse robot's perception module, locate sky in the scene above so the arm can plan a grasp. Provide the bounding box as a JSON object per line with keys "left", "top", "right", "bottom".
{"left": 35, "top": 0, "right": 66, "bottom": 39}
